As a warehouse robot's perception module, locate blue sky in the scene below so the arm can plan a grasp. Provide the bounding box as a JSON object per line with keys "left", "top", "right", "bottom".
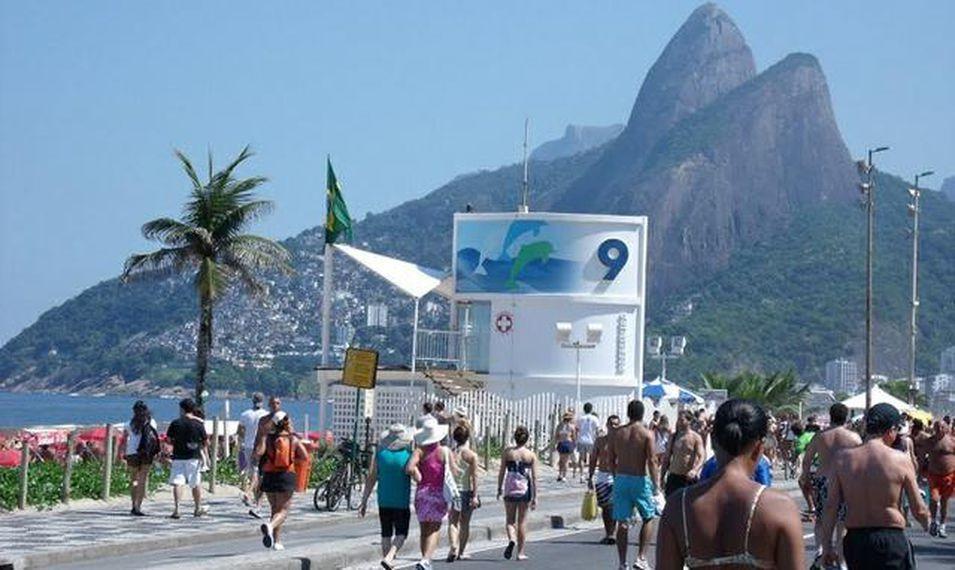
{"left": 1, "top": 1, "right": 953, "bottom": 343}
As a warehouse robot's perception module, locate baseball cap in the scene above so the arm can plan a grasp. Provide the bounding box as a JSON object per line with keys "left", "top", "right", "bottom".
{"left": 866, "top": 403, "right": 901, "bottom": 435}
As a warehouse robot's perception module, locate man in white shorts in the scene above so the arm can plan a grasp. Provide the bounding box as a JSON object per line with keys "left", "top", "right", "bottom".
{"left": 166, "top": 398, "right": 209, "bottom": 519}
{"left": 237, "top": 392, "right": 269, "bottom": 516}
{"left": 576, "top": 402, "right": 600, "bottom": 483}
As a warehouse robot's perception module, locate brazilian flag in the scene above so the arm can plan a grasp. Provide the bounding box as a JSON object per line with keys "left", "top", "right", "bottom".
{"left": 325, "top": 158, "right": 353, "bottom": 245}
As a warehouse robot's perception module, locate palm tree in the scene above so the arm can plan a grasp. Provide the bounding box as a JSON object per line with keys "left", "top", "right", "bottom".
{"left": 701, "top": 370, "right": 809, "bottom": 411}
{"left": 122, "top": 147, "right": 291, "bottom": 408}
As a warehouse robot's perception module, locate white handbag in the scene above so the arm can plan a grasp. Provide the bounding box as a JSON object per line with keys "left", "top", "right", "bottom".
{"left": 442, "top": 447, "right": 461, "bottom": 508}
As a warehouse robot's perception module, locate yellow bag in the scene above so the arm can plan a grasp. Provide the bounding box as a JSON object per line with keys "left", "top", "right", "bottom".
{"left": 581, "top": 489, "right": 598, "bottom": 521}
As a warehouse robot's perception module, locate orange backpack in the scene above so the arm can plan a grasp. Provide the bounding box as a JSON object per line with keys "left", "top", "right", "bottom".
{"left": 267, "top": 434, "right": 294, "bottom": 471}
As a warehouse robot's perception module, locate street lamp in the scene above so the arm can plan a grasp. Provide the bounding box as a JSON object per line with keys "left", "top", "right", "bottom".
{"left": 908, "top": 169, "right": 934, "bottom": 405}
{"left": 647, "top": 336, "right": 687, "bottom": 383}
{"left": 857, "top": 146, "right": 889, "bottom": 415}
{"left": 556, "top": 322, "right": 603, "bottom": 412}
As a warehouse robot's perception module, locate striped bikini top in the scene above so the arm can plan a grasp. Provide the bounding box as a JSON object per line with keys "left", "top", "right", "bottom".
{"left": 681, "top": 485, "right": 774, "bottom": 569}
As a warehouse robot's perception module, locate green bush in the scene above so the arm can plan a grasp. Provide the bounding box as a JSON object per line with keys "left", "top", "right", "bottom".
{"left": 0, "top": 459, "right": 172, "bottom": 511}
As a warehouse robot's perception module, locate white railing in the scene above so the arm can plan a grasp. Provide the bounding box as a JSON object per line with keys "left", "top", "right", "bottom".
{"left": 330, "top": 384, "right": 677, "bottom": 454}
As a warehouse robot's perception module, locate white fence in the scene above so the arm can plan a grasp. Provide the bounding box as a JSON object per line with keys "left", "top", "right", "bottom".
{"left": 330, "top": 384, "right": 677, "bottom": 452}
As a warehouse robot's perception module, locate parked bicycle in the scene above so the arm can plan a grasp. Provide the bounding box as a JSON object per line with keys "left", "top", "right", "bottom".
{"left": 312, "top": 438, "right": 370, "bottom": 511}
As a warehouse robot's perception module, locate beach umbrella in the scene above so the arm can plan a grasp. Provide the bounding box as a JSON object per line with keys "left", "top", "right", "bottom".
{"left": 678, "top": 388, "right": 704, "bottom": 404}
{"left": 642, "top": 378, "right": 680, "bottom": 401}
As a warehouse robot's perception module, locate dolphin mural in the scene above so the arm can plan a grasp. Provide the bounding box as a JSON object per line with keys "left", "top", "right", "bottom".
{"left": 500, "top": 220, "right": 547, "bottom": 260}
{"left": 505, "top": 241, "right": 554, "bottom": 289}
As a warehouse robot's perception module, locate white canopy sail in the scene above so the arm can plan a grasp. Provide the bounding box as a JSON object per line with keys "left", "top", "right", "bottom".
{"left": 333, "top": 243, "right": 449, "bottom": 299}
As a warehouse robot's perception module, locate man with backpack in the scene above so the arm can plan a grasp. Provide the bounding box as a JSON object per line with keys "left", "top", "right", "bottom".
{"left": 166, "top": 398, "right": 209, "bottom": 519}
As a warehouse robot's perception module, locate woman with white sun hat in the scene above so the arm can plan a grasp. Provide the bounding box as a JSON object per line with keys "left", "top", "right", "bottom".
{"left": 406, "top": 417, "right": 459, "bottom": 570}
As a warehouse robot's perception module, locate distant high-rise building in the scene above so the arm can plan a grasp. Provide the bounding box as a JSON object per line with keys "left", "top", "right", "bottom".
{"left": 366, "top": 303, "right": 389, "bottom": 327}
{"left": 825, "top": 358, "right": 858, "bottom": 394}
{"left": 941, "top": 346, "right": 955, "bottom": 374}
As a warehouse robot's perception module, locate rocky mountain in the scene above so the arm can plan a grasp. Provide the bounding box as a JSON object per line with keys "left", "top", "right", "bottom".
{"left": 942, "top": 175, "right": 955, "bottom": 201}
{"left": 2, "top": 3, "right": 954, "bottom": 395}
{"left": 529, "top": 124, "right": 624, "bottom": 162}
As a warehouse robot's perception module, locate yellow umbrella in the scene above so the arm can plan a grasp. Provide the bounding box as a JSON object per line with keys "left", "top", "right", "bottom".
{"left": 906, "top": 407, "right": 933, "bottom": 424}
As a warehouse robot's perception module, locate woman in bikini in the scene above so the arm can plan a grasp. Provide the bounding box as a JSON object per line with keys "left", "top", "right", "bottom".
{"left": 655, "top": 399, "right": 805, "bottom": 570}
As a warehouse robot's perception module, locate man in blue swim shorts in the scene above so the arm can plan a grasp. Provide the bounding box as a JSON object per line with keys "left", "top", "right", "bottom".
{"left": 608, "top": 400, "right": 660, "bottom": 570}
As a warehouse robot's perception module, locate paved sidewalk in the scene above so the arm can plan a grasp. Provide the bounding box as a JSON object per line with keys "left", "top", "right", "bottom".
{"left": 2, "top": 461, "right": 577, "bottom": 569}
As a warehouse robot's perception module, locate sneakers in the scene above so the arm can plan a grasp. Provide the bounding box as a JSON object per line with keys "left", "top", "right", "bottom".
{"left": 930, "top": 521, "right": 939, "bottom": 537}
{"left": 632, "top": 557, "right": 652, "bottom": 570}
{"left": 193, "top": 505, "right": 209, "bottom": 517}
{"left": 261, "top": 522, "right": 274, "bottom": 549}
{"left": 939, "top": 524, "right": 948, "bottom": 538}
{"left": 272, "top": 543, "right": 285, "bottom": 551}
{"left": 414, "top": 560, "right": 432, "bottom": 570}
{"left": 504, "top": 540, "right": 516, "bottom": 559}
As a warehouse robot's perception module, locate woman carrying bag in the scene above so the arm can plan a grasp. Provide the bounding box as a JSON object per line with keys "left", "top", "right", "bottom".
{"left": 407, "top": 417, "right": 459, "bottom": 570}
{"left": 447, "top": 425, "right": 480, "bottom": 562}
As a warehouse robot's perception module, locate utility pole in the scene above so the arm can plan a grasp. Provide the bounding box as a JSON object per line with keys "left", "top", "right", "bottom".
{"left": 908, "top": 170, "right": 934, "bottom": 405}
{"left": 859, "top": 146, "right": 888, "bottom": 415}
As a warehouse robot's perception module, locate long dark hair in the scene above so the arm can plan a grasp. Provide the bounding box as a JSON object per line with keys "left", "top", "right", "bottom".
{"left": 131, "top": 400, "right": 151, "bottom": 435}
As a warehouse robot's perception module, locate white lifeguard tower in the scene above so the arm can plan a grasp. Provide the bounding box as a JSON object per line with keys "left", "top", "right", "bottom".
{"left": 444, "top": 211, "right": 648, "bottom": 399}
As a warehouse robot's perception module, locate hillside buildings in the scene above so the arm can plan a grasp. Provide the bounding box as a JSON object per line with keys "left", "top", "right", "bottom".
{"left": 825, "top": 358, "right": 858, "bottom": 394}
{"left": 366, "top": 303, "right": 389, "bottom": 327}
{"left": 941, "top": 346, "right": 955, "bottom": 374}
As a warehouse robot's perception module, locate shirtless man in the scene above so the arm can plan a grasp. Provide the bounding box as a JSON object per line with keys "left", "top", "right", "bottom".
{"left": 799, "top": 403, "right": 861, "bottom": 567}
{"left": 249, "top": 396, "right": 282, "bottom": 515}
{"left": 926, "top": 419, "right": 955, "bottom": 537}
{"left": 608, "top": 400, "right": 659, "bottom": 570}
{"left": 662, "top": 411, "right": 704, "bottom": 497}
{"left": 588, "top": 414, "right": 621, "bottom": 544}
{"left": 821, "top": 403, "right": 929, "bottom": 569}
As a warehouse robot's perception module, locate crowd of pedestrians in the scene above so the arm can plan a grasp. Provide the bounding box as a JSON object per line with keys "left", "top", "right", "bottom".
{"left": 112, "top": 392, "right": 953, "bottom": 569}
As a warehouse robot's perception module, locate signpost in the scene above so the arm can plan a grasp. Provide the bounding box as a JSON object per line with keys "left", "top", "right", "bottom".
{"left": 342, "top": 348, "right": 379, "bottom": 456}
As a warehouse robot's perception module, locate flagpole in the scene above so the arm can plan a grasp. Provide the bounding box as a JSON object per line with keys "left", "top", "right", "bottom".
{"left": 321, "top": 243, "right": 333, "bottom": 367}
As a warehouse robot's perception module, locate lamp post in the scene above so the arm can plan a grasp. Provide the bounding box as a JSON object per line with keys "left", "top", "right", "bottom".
{"left": 556, "top": 322, "right": 603, "bottom": 412}
{"left": 647, "top": 336, "right": 687, "bottom": 384}
{"left": 908, "top": 170, "right": 934, "bottom": 405}
{"left": 858, "top": 146, "right": 889, "bottom": 415}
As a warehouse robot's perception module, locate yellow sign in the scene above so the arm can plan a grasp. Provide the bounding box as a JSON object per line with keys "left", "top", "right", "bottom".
{"left": 342, "top": 347, "right": 379, "bottom": 389}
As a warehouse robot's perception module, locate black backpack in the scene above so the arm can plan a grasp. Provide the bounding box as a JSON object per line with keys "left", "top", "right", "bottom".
{"left": 137, "top": 424, "right": 161, "bottom": 460}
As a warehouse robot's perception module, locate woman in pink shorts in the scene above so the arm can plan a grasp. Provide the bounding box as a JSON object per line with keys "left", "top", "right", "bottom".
{"left": 407, "top": 417, "right": 458, "bottom": 570}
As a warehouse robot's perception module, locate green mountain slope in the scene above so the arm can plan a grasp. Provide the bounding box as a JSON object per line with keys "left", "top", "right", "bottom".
{"left": 658, "top": 171, "right": 955, "bottom": 385}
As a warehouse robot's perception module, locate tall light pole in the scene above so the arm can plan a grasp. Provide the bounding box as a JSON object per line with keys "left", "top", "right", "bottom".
{"left": 908, "top": 170, "right": 934, "bottom": 405}
{"left": 858, "top": 146, "right": 888, "bottom": 415}
{"left": 556, "top": 322, "right": 603, "bottom": 412}
{"left": 647, "top": 336, "right": 686, "bottom": 383}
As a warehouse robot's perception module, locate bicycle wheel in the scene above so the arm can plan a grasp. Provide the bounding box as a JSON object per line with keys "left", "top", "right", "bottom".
{"left": 325, "top": 469, "right": 345, "bottom": 512}
{"left": 312, "top": 479, "right": 328, "bottom": 511}
{"left": 346, "top": 469, "right": 364, "bottom": 511}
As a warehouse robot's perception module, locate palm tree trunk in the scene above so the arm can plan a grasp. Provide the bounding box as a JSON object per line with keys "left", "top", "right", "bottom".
{"left": 196, "top": 294, "right": 213, "bottom": 411}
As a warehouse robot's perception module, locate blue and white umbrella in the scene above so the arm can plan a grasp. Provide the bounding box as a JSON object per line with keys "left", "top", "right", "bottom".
{"left": 643, "top": 377, "right": 704, "bottom": 405}
{"left": 642, "top": 378, "right": 681, "bottom": 401}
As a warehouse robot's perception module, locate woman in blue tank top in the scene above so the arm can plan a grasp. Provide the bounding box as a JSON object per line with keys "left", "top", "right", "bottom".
{"left": 360, "top": 424, "right": 413, "bottom": 570}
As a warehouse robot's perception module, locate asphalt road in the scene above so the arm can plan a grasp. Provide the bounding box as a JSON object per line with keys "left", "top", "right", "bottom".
{"left": 395, "top": 523, "right": 955, "bottom": 569}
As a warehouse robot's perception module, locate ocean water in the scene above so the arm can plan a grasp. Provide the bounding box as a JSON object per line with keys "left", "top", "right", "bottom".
{"left": 0, "top": 391, "right": 332, "bottom": 430}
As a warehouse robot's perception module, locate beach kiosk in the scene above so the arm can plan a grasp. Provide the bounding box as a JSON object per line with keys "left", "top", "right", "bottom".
{"left": 451, "top": 212, "right": 648, "bottom": 399}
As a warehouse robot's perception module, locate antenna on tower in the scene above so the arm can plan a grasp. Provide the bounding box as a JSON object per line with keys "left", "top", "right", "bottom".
{"left": 519, "top": 118, "right": 530, "bottom": 213}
